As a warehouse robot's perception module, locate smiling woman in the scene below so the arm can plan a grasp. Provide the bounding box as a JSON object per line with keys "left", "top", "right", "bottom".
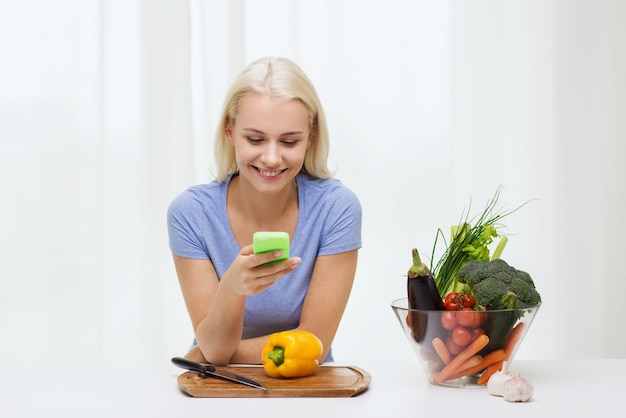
{"left": 167, "top": 57, "right": 363, "bottom": 366}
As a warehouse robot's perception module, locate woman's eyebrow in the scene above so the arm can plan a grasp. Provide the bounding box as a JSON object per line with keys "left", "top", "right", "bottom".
{"left": 243, "top": 128, "right": 265, "bottom": 134}
{"left": 243, "top": 128, "right": 304, "bottom": 136}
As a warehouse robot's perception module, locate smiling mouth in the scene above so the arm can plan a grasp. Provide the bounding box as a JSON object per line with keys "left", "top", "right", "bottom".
{"left": 256, "top": 167, "right": 285, "bottom": 178}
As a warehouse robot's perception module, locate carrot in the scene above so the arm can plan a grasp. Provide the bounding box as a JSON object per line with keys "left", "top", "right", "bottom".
{"left": 434, "top": 334, "right": 489, "bottom": 384}
{"left": 476, "top": 360, "right": 504, "bottom": 385}
{"left": 502, "top": 322, "right": 525, "bottom": 360}
{"left": 446, "top": 349, "right": 506, "bottom": 381}
{"left": 451, "top": 354, "right": 483, "bottom": 376}
{"left": 432, "top": 337, "right": 451, "bottom": 365}
{"left": 474, "top": 322, "right": 525, "bottom": 385}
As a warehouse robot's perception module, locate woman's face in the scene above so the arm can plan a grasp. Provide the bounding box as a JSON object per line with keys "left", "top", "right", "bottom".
{"left": 227, "top": 93, "right": 311, "bottom": 194}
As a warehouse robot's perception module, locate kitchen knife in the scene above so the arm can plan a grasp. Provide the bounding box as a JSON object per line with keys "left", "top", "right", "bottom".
{"left": 171, "top": 357, "right": 268, "bottom": 391}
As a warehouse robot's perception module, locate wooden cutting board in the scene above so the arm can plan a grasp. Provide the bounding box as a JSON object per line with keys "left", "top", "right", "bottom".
{"left": 177, "top": 365, "right": 371, "bottom": 398}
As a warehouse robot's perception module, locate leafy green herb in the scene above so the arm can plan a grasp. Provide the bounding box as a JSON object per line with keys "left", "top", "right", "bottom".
{"left": 429, "top": 186, "right": 530, "bottom": 297}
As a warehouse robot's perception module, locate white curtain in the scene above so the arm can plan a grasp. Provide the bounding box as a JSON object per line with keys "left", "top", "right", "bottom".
{"left": 1, "top": 0, "right": 624, "bottom": 366}
{"left": 0, "top": 0, "right": 194, "bottom": 365}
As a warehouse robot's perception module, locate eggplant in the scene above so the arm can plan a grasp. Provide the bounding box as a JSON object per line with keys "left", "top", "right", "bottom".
{"left": 406, "top": 248, "right": 444, "bottom": 344}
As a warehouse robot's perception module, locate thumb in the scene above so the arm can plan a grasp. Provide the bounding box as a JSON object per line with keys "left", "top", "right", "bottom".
{"left": 240, "top": 243, "right": 255, "bottom": 256}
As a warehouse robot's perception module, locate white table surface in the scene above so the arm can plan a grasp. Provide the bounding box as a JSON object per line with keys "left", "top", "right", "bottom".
{"left": 0, "top": 359, "right": 622, "bottom": 417}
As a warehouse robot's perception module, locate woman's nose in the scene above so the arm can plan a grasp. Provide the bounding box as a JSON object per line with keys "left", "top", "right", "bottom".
{"left": 261, "top": 143, "right": 281, "bottom": 166}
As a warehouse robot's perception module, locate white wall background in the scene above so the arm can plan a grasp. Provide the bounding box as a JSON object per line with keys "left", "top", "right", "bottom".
{"left": 1, "top": 0, "right": 625, "bottom": 366}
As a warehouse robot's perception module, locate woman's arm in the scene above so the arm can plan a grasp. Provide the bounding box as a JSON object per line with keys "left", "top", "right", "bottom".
{"left": 173, "top": 245, "right": 302, "bottom": 365}
{"left": 295, "top": 249, "right": 359, "bottom": 364}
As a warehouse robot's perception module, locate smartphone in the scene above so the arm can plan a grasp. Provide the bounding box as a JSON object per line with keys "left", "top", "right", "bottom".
{"left": 253, "top": 231, "right": 290, "bottom": 263}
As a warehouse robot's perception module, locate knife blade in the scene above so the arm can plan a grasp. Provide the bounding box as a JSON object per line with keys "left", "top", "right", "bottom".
{"left": 171, "top": 357, "right": 268, "bottom": 391}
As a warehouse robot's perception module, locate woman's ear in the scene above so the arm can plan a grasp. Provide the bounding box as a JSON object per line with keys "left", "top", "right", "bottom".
{"left": 225, "top": 120, "right": 234, "bottom": 145}
{"left": 307, "top": 125, "right": 315, "bottom": 149}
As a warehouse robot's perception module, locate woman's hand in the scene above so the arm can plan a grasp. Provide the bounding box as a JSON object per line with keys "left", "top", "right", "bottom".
{"left": 221, "top": 244, "right": 302, "bottom": 296}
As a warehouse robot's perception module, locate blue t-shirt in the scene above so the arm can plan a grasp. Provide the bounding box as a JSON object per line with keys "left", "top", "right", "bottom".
{"left": 167, "top": 173, "right": 362, "bottom": 361}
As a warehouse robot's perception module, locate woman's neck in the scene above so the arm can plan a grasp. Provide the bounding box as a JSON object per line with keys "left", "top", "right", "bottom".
{"left": 227, "top": 174, "right": 299, "bottom": 233}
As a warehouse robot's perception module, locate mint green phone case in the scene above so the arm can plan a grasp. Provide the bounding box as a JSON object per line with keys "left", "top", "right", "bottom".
{"left": 253, "top": 231, "right": 290, "bottom": 262}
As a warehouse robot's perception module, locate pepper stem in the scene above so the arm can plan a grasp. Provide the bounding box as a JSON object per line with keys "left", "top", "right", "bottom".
{"left": 267, "top": 346, "right": 285, "bottom": 367}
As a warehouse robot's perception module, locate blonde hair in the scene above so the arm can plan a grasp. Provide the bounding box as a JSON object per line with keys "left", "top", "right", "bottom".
{"left": 213, "top": 57, "right": 333, "bottom": 182}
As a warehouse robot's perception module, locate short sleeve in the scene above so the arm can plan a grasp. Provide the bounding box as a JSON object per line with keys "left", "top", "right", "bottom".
{"left": 317, "top": 184, "right": 362, "bottom": 256}
{"left": 166, "top": 190, "right": 210, "bottom": 259}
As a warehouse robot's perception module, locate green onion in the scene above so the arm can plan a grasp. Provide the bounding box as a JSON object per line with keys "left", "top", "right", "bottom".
{"left": 429, "top": 186, "right": 530, "bottom": 297}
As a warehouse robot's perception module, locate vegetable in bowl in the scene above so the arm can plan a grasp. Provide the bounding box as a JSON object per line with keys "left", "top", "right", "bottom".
{"left": 396, "top": 186, "right": 542, "bottom": 387}
{"left": 456, "top": 258, "right": 542, "bottom": 355}
{"left": 457, "top": 258, "right": 542, "bottom": 311}
{"left": 429, "top": 186, "right": 531, "bottom": 297}
{"left": 391, "top": 298, "right": 540, "bottom": 387}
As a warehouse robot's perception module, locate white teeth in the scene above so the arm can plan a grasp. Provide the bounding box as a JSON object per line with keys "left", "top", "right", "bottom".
{"left": 259, "top": 169, "right": 281, "bottom": 177}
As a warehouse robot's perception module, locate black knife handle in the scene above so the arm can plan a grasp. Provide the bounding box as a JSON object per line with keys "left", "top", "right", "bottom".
{"left": 171, "top": 356, "right": 216, "bottom": 374}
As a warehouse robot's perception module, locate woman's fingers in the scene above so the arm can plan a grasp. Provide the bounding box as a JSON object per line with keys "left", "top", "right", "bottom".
{"left": 224, "top": 247, "right": 302, "bottom": 295}
{"left": 245, "top": 256, "right": 302, "bottom": 292}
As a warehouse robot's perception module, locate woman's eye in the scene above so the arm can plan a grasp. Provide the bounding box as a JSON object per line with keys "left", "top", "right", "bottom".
{"left": 245, "top": 136, "right": 301, "bottom": 146}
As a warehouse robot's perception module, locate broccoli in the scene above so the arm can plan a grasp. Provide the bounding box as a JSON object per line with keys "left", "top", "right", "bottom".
{"left": 457, "top": 259, "right": 541, "bottom": 310}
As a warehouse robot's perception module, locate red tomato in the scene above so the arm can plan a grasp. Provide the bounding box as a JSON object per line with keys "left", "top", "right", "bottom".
{"left": 446, "top": 336, "right": 464, "bottom": 355}
{"left": 451, "top": 326, "right": 472, "bottom": 347}
{"left": 443, "top": 292, "right": 460, "bottom": 311}
{"left": 472, "top": 311, "right": 486, "bottom": 328}
{"left": 441, "top": 311, "right": 457, "bottom": 330}
{"left": 445, "top": 291, "right": 459, "bottom": 302}
{"left": 471, "top": 327, "right": 485, "bottom": 341}
{"left": 459, "top": 294, "right": 476, "bottom": 309}
{"left": 456, "top": 308, "right": 476, "bottom": 328}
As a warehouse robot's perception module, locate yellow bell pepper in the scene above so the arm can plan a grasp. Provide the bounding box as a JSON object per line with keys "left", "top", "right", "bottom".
{"left": 262, "top": 330, "right": 324, "bottom": 378}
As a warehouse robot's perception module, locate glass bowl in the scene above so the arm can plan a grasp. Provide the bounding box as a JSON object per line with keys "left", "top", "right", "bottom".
{"left": 391, "top": 298, "right": 540, "bottom": 388}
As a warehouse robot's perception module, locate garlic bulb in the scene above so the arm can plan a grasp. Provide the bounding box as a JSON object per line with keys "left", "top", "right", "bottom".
{"left": 501, "top": 375, "right": 534, "bottom": 402}
{"left": 486, "top": 361, "right": 511, "bottom": 396}
{"left": 487, "top": 369, "right": 513, "bottom": 396}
